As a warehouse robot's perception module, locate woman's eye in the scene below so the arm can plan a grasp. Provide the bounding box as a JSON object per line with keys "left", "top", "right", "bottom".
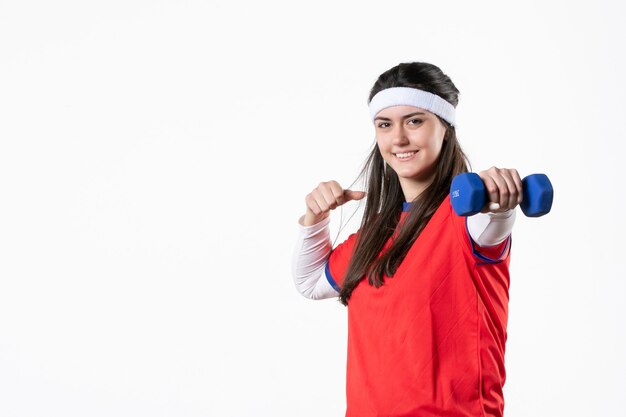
{"left": 377, "top": 122, "right": 390, "bottom": 128}
{"left": 409, "top": 118, "right": 423, "bottom": 125}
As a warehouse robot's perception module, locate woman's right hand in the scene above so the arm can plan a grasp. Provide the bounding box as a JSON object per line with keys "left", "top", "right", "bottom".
{"left": 302, "top": 181, "right": 367, "bottom": 226}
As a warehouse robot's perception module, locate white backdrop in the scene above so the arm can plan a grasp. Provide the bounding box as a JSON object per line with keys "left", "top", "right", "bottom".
{"left": 1, "top": 0, "right": 624, "bottom": 416}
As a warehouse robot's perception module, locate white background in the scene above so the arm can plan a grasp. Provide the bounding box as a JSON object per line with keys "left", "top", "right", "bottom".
{"left": 1, "top": 0, "right": 624, "bottom": 416}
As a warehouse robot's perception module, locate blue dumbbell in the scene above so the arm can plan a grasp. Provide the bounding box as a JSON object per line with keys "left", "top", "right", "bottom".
{"left": 450, "top": 172, "right": 553, "bottom": 217}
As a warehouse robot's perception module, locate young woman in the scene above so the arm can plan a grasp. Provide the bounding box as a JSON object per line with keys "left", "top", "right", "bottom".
{"left": 292, "top": 62, "right": 522, "bottom": 417}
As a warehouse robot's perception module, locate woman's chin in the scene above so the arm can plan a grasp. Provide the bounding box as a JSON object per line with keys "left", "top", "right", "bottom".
{"left": 395, "top": 169, "right": 436, "bottom": 184}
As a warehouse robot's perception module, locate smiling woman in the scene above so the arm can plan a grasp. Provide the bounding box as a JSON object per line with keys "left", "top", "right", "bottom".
{"left": 292, "top": 62, "right": 522, "bottom": 417}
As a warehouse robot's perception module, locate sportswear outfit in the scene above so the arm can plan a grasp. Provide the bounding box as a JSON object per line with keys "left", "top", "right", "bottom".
{"left": 292, "top": 195, "right": 515, "bottom": 417}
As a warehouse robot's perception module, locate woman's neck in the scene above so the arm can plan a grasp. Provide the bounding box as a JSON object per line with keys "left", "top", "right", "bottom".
{"left": 399, "top": 175, "right": 435, "bottom": 202}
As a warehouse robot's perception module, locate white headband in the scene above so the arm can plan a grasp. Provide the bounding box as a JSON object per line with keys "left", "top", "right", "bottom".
{"left": 369, "top": 87, "right": 456, "bottom": 127}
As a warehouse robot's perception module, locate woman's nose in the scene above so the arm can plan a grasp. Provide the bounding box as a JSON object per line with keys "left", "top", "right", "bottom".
{"left": 391, "top": 126, "right": 410, "bottom": 145}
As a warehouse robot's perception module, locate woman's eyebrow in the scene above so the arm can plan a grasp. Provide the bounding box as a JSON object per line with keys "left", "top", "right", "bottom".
{"left": 374, "top": 111, "right": 426, "bottom": 121}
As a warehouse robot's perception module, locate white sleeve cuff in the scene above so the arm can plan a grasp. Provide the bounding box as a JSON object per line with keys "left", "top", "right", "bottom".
{"left": 467, "top": 208, "right": 516, "bottom": 247}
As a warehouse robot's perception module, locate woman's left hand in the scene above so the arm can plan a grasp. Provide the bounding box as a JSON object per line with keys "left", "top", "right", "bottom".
{"left": 477, "top": 166, "right": 523, "bottom": 213}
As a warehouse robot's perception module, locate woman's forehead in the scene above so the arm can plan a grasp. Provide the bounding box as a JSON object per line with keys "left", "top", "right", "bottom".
{"left": 375, "top": 105, "right": 432, "bottom": 120}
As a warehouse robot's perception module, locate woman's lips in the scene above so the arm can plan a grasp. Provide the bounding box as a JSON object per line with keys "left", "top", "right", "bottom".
{"left": 394, "top": 150, "right": 418, "bottom": 161}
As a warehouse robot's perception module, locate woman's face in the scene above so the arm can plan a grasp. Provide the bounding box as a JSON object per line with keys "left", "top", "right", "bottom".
{"left": 374, "top": 105, "right": 447, "bottom": 199}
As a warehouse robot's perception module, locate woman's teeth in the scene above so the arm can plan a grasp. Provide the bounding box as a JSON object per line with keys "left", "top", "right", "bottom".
{"left": 395, "top": 151, "right": 416, "bottom": 159}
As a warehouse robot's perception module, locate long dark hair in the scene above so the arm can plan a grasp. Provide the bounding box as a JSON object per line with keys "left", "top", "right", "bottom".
{"left": 338, "top": 62, "right": 470, "bottom": 306}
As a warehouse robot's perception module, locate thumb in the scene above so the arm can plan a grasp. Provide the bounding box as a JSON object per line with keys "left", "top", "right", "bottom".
{"left": 344, "top": 189, "right": 367, "bottom": 202}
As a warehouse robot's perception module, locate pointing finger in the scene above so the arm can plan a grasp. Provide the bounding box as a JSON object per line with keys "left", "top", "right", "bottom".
{"left": 344, "top": 190, "right": 367, "bottom": 202}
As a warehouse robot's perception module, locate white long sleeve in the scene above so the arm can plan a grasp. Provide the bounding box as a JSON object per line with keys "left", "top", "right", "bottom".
{"left": 467, "top": 209, "right": 516, "bottom": 247}
{"left": 291, "top": 215, "right": 339, "bottom": 300}
{"left": 291, "top": 208, "right": 516, "bottom": 301}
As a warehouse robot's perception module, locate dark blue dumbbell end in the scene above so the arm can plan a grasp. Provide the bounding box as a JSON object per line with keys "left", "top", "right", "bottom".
{"left": 520, "top": 174, "right": 554, "bottom": 217}
{"left": 450, "top": 172, "right": 486, "bottom": 216}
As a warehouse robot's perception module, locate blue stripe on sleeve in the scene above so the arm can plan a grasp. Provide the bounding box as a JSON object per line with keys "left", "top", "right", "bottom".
{"left": 325, "top": 261, "right": 341, "bottom": 292}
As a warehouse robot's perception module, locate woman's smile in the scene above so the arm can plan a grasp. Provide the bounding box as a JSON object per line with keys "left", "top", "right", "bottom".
{"left": 394, "top": 150, "right": 419, "bottom": 161}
